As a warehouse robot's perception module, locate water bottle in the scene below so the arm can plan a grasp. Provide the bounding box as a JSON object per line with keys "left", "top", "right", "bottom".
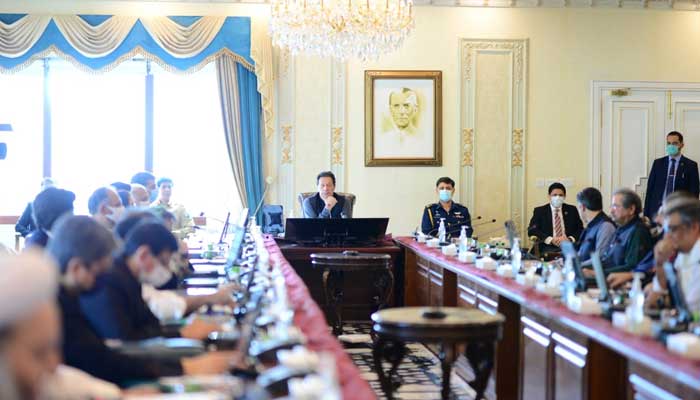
{"left": 438, "top": 218, "right": 446, "bottom": 243}
{"left": 627, "top": 273, "right": 645, "bottom": 332}
{"left": 563, "top": 255, "right": 576, "bottom": 305}
{"left": 511, "top": 238, "right": 522, "bottom": 273}
{"left": 458, "top": 226, "right": 468, "bottom": 253}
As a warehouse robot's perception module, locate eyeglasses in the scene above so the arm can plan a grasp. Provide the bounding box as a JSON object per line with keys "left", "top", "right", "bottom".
{"left": 665, "top": 222, "right": 689, "bottom": 234}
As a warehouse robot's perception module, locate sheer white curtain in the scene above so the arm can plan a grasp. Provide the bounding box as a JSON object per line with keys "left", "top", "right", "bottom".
{"left": 0, "top": 63, "right": 43, "bottom": 215}
{"left": 50, "top": 59, "right": 145, "bottom": 215}
{"left": 152, "top": 62, "right": 241, "bottom": 224}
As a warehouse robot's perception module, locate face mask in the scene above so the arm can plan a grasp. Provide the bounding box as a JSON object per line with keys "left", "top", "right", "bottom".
{"left": 139, "top": 261, "right": 173, "bottom": 287}
{"left": 667, "top": 144, "right": 680, "bottom": 157}
{"left": 438, "top": 189, "right": 452, "bottom": 202}
{"left": 550, "top": 195, "right": 564, "bottom": 208}
{"left": 136, "top": 201, "right": 151, "bottom": 208}
{"left": 106, "top": 204, "right": 125, "bottom": 223}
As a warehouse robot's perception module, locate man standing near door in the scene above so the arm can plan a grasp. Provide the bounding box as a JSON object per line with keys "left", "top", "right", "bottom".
{"left": 644, "top": 131, "right": 700, "bottom": 219}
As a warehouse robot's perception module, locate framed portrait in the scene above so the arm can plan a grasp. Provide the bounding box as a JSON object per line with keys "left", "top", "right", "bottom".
{"left": 365, "top": 70, "right": 442, "bottom": 166}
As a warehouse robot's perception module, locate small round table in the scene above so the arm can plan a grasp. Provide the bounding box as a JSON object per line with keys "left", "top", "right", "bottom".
{"left": 310, "top": 251, "right": 394, "bottom": 335}
{"left": 371, "top": 307, "right": 504, "bottom": 400}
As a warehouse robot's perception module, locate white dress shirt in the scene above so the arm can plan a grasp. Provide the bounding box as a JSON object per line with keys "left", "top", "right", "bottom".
{"left": 544, "top": 204, "right": 567, "bottom": 245}
{"left": 673, "top": 238, "right": 700, "bottom": 315}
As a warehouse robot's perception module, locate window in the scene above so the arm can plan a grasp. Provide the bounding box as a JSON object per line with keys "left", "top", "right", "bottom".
{"left": 0, "top": 63, "right": 44, "bottom": 214}
{"left": 50, "top": 60, "right": 145, "bottom": 214}
{"left": 0, "top": 59, "right": 241, "bottom": 222}
{"left": 152, "top": 63, "right": 241, "bottom": 221}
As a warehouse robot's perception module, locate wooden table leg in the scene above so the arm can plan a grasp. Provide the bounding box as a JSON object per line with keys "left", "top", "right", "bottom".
{"left": 323, "top": 269, "right": 345, "bottom": 335}
{"left": 374, "top": 267, "right": 395, "bottom": 311}
{"left": 466, "top": 341, "right": 495, "bottom": 400}
{"left": 438, "top": 343, "right": 456, "bottom": 400}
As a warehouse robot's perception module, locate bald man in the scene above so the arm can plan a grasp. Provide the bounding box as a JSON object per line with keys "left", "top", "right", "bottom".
{"left": 131, "top": 184, "right": 150, "bottom": 208}
{"left": 87, "top": 187, "right": 124, "bottom": 229}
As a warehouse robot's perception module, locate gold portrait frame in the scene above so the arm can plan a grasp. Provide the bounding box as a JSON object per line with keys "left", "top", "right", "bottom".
{"left": 365, "top": 70, "right": 442, "bottom": 166}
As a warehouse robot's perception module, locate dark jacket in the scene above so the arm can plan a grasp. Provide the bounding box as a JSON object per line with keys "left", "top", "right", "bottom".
{"left": 59, "top": 288, "right": 181, "bottom": 385}
{"left": 302, "top": 193, "right": 346, "bottom": 218}
{"left": 600, "top": 216, "right": 653, "bottom": 274}
{"left": 421, "top": 202, "right": 473, "bottom": 238}
{"left": 576, "top": 212, "right": 616, "bottom": 263}
{"left": 15, "top": 202, "right": 34, "bottom": 237}
{"left": 24, "top": 230, "right": 49, "bottom": 249}
{"left": 644, "top": 155, "right": 700, "bottom": 218}
{"left": 527, "top": 203, "right": 584, "bottom": 243}
{"left": 80, "top": 261, "right": 163, "bottom": 341}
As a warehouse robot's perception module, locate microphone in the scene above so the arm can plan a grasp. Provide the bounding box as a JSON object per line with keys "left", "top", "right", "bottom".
{"left": 251, "top": 176, "right": 274, "bottom": 219}
{"left": 476, "top": 224, "right": 506, "bottom": 239}
{"left": 464, "top": 215, "right": 482, "bottom": 225}
{"left": 472, "top": 218, "right": 497, "bottom": 228}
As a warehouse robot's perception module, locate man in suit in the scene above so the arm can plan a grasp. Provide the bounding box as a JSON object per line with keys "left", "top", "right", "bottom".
{"left": 528, "top": 182, "right": 584, "bottom": 255}
{"left": 644, "top": 131, "right": 700, "bottom": 219}
{"left": 302, "top": 171, "right": 347, "bottom": 218}
{"left": 421, "top": 177, "right": 473, "bottom": 239}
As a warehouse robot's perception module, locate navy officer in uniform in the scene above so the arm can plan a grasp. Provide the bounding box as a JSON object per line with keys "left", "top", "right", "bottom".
{"left": 421, "top": 177, "right": 473, "bottom": 238}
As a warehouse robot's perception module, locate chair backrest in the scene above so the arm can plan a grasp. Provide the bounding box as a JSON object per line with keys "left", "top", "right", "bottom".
{"left": 262, "top": 204, "right": 284, "bottom": 234}
{"left": 297, "top": 192, "right": 356, "bottom": 218}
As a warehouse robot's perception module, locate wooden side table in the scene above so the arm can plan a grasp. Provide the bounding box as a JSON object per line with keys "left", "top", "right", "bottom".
{"left": 372, "top": 307, "right": 504, "bottom": 400}
{"left": 311, "top": 251, "right": 393, "bottom": 335}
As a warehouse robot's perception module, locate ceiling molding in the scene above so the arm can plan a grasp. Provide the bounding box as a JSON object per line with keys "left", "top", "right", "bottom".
{"left": 70, "top": 0, "right": 700, "bottom": 10}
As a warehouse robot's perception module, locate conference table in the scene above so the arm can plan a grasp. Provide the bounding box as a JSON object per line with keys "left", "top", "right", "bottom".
{"left": 395, "top": 236, "right": 700, "bottom": 400}
{"left": 264, "top": 235, "right": 376, "bottom": 400}
{"left": 187, "top": 236, "right": 375, "bottom": 399}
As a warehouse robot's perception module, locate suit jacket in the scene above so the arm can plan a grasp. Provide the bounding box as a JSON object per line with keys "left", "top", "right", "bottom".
{"left": 527, "top": 203, "right": 584, "bottom": 243}
{"left": 80, "top": 261, "right": 164, "bottom": 341}
{"left": 302, "top": 193, "right": 347, "bottom": 218}
{"left": 59, "top": 288, "right": 182, "bottom": 385}
{"left": 644, "top": 155, "right": 700, "bottom": 218}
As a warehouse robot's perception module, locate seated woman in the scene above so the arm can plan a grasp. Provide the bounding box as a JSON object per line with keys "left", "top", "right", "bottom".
{"left": 150, "top": 177, "right": 194, "bottom": 238}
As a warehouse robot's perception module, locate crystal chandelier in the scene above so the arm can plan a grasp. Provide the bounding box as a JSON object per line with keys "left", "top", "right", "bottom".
{"left": 269, "top": 0, "right": 415, "bottom": 61}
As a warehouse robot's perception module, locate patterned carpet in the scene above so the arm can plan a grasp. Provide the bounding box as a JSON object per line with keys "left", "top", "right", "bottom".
{"left": 339, "top": 322, "right": 477, "bottom": 400}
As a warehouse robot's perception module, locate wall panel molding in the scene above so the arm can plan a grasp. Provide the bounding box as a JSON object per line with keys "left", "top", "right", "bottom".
{"left": 330, "top": 59, "right": 346, "bottom": 191}
{"left": 460, "top": 38, "right": 528, "bottom": 237}
{"left": 276, "top": 48, "right": 296, "bottom": 216}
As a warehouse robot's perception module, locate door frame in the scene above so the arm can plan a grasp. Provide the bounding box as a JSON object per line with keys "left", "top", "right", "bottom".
{"left": 590, "top": 80, "right": 700, "bottom": 192}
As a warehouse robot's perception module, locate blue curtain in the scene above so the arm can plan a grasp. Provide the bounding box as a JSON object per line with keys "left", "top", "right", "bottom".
{"left": 236, "top": 63, "right": 264, "bottom": 222}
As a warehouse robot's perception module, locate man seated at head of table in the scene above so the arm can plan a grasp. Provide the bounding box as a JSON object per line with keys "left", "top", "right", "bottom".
{"left": 47, "top": 215, "right": 236, "bottom": 385}
{"left": 582, "top": 188, "right": 653, "bottom": 277}
{"left": 421, "top": 176, "right": 472, "bottom": 239}
{"left": 303, "top": 171, "right": 348, "bottom": 218}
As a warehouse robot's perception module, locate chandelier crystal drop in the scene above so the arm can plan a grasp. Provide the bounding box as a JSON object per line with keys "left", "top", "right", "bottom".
{"left": 269, "top": 0, "right": 415, "bottom": 61}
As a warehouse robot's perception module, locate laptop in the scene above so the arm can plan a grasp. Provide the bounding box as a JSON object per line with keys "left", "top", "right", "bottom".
{"left": 663, "top": 261, "right": 692, "bottom": 325}
{"left": 590, "top": 251, "right": 609, "bottom": 302}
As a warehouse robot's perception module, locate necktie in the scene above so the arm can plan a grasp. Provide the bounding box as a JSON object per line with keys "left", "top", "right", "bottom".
{"left": 666, "top": 158, "right": 677, "bottom": 197}
{"left": 554, "top": 209, "right": 564, "bottom": 238}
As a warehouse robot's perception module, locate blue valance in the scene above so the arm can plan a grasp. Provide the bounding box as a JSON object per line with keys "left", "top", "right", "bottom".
{"left": 0, "top": 14, "right": 254, "bottom": 73}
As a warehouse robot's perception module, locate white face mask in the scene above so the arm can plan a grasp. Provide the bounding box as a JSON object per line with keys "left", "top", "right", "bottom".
{"left": 139, "top": 262, "right": 173, "bottom": 287}
{"left": 106, "top": 204, "right": 125, "bottom": 223}
{"left": 550, "top": 195, "right": 565, "bottom": 209}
